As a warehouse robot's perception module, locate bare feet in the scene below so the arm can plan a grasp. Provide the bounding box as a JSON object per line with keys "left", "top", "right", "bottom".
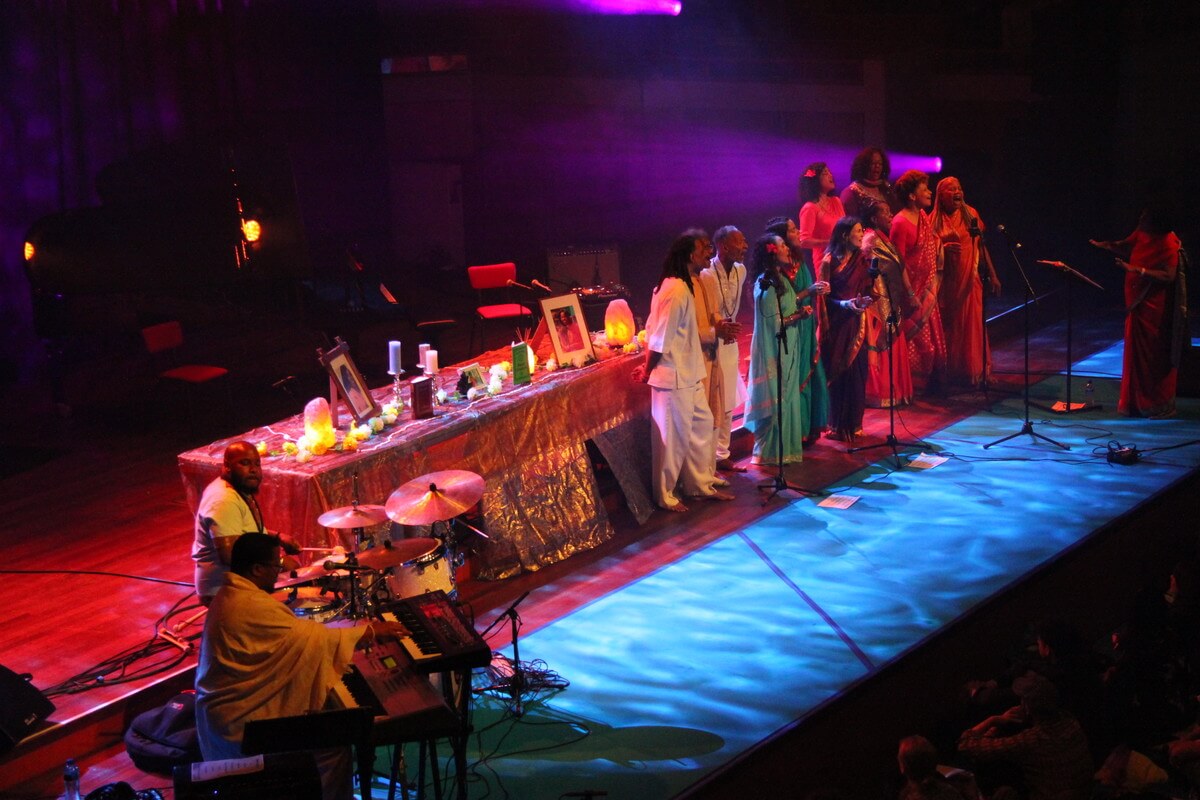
{"left": 690, "top": 489, "right": 735, "bottom": 502}
{"left": 660, "top": 502, "right": 689, "bottom": 513}
{"left": 716, "top": 458, "right": 748, "bottom": 473}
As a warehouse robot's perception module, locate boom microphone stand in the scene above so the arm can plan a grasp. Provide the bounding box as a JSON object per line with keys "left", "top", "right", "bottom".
{"left": 758, "top": 271, "right": 814, "bottom": 505}
{"left": 984, "top": 226, "right": 1068, "bottom": 450}
{"left": 850, "top": 257, "right": 927, "bottom": 467}
{"left": 1032, "top": 260, "right": 1105, "bottom": 414}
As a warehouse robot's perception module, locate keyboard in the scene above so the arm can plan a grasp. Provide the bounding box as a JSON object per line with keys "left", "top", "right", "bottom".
{"left": 380, "top": 590, "right": 491, "bottom": 674}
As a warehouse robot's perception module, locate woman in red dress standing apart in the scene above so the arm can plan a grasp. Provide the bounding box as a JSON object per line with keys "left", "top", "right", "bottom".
{"left": 931, "top": 177, "right": 1001, "bottom": 388}
{"left": 798, "top": 162, "right": 847, "bottom": 276}
{"left": 1090, "top": 208, "right": 1186, "bottom": 418}
{"left": 889, "top": 170, "right": 946, "bottom": 393}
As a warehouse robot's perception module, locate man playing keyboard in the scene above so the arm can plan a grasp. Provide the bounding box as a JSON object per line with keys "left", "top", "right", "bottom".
{"left": 195, "top": 532, "right": 408, "bottom": 800}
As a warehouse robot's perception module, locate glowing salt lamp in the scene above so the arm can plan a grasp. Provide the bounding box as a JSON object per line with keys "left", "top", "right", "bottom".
{"left": 604, "top": 299, "right": 635, "bottom": 346}
{"left": 303, "top": 397, "right": 338, "bottom": 452}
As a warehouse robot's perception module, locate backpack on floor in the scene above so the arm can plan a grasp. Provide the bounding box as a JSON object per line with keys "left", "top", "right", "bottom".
{"left": 123, "top": 690, "right": 202, "bottom": 775}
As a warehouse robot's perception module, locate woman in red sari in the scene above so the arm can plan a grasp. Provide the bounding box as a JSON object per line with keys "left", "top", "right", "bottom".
{"left": 861, "top": 198, "right": 914, "bottom": 408}
{"left": 889, "top": 170, "right": 946, "bottom": 393}
{"left": 931, "top": 177, "right": 1001, "bottom": 388}
{"left": 820, "top": 216, "right": 874, "bottom": 442}
{"left": 1090, "top": 208, "right": 1186, "bottom": 418}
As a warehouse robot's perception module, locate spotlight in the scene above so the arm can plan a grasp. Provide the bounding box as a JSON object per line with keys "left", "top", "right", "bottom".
{"left": 24, "top": 241, "right": 35, "bottom": 261}
{"left": 242, "top": 219, "right": 262, "bottom": 243}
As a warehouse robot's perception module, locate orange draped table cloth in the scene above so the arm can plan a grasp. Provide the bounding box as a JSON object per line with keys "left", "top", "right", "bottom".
{"left": 178, "top": 351, "right": 652, "bottom": 580}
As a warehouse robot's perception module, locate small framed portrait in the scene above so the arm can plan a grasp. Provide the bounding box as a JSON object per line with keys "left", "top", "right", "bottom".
{"left": 457, "top": 362, "right": 487, "bottom": 389}
{"left": 318, "top": 338, "right": 380, "bottom": 424}
{"left": 539, "top": 293, "right": 595, "bottom": 365}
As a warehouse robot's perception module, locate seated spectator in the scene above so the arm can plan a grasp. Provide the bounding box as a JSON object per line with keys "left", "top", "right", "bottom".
{"left": 898, "top": 735, "right": 978, "bottom": 800}
{"left": 958, "top": 672, "right": 1094, "bottom": 800}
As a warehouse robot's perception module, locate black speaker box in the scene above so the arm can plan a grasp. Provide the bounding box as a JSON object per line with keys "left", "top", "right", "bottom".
{"left": 0, "top": 664, "right": 56, "bottom": 754}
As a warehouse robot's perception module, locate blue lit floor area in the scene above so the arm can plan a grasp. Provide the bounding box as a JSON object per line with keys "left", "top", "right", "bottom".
{"left": 387, "top": 357, "right": 1200, "bottom": 800}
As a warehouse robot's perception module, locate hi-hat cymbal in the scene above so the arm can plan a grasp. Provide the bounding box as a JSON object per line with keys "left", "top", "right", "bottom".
{"left": 385, "top": 470, "right": 485, "bottom": 526}
{"left": 318, "top": 504, "right": 390, "bottom": 529}
{"left": 355, "top": 537, "right": 439, "bottom": 569}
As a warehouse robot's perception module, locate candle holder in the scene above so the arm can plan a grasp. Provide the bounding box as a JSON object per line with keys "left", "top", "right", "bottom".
{"left": 391, "top": 373, "right": 404, "bottom": 409}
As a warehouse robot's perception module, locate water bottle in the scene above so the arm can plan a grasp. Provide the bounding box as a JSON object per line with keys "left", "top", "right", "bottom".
{"left": 62, "top": 758, "right": 81, "bottom": 800}
{"left": 1084, "top": 379, "right": 1094, "bottom": 408}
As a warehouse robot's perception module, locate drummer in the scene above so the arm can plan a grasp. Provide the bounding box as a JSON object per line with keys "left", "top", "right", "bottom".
{"left": 192, "top": 441, "right": 300, "bottom": 606}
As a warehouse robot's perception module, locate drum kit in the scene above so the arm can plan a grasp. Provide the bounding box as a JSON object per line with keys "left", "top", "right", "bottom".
{"left": 274, "top": 469, "right": 488, "bottom": 622}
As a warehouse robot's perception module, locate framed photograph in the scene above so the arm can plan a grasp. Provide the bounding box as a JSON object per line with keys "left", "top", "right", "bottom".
{"left": 456, "top": 362, "right": 487, "bottom": 389}
{"left": 539, "top": 293, "right": 595, "bottom": 365}
{"left": 318, "top": 337, "right": 380, "bottom": 424}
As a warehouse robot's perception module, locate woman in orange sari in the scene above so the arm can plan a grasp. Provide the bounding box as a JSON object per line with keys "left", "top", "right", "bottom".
{"left": 889, "top": 169, "right": 946, "bottom": 393}
{"left": 931, "top": 177, "right": 1001, "bottom": 388}
{"left": 861, "top": 198, "right": 914, "bottom": 408}
{"left": 1090, "top": 208, "right": 1186, "bottom": 418}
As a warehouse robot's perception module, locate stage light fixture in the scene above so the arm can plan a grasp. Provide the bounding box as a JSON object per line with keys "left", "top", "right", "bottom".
{"left": 242, "top": 219, "right": 262, "bottom": 243}
{"left": 24, "top": 241, "right": 35, "bottom": 261}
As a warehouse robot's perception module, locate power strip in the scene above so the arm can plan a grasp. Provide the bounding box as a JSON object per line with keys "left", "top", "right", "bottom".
{"left": 1108, "top": 446, "right": 1140, "bottom": 465}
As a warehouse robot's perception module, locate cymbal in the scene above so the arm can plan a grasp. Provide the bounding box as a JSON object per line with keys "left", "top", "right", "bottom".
{"left": 318, "top": 504, "right": 390, "bottom": 529}
{"left": 354, "top": 537, "right": 439, "bottom": 570}
{"left": 274, "top": 563, "right": 338, "bottom": 589}
{"left": 385, "top": 470, "right": 485, "bottom": 525}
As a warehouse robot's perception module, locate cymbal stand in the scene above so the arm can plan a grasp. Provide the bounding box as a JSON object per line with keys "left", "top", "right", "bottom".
{"left": 984, "top": 228, "right": 1068, "bottom": 450}
{"left": 758, "top": 276, "right": 814, "bottom": 505}
{"left": 849, "top": 260, "right": 926, "bottom": 467}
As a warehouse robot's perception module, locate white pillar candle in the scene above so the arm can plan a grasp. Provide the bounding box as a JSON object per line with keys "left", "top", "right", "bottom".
{"left": 425, "top": 349, "right": 439, "bottom": 375}
{"left": 387, "top": 341, "right": 402, "bottom": 375}
{"left": 418, "top": 343, "right": 430, "bottom": 373}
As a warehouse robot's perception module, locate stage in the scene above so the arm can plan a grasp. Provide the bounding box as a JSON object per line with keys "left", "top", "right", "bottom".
{"left": 3, "top": 312, "right": 1199, "bottom": 799}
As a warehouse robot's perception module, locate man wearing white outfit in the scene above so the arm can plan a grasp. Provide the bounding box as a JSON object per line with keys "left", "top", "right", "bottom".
{"left": 698, "top": 225, "right": 748, "bottom": 473}
{"left": 632, "top": 230, "right": 735, "bottom": 512}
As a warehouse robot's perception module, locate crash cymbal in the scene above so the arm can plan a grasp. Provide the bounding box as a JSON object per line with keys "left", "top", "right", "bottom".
{"left": 355, "top": 537, "right": 439, "bottom": 570}
{"left": 385, "top": 470, "right": 485, "bottom": 525}
{"left": 318, "top": 504, "right": 390, "bottom": 529}
{"left": 274, "top": 563, "right": 334, "bottom": 589}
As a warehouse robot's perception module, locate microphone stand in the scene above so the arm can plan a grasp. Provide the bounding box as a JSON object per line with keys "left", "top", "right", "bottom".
{"left": 1030, "top": 260, "right": 1104, "bottom": 414}
{"left": 758, "top": 273, "right": 814, "bottom": 505}
{"left": 849, "top": 257, "right": 927, "bottom": 467}
{"left": 480, "top": 590, "right": 532, "bottom": 718}
{"left": 970, "top": 217, "right": 993, "bottom": 402}
{"left": 984, "top": 227, "right": 1068, "bottom": 450}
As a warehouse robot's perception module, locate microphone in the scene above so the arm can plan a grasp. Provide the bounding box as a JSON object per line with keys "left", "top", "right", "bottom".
{"left": 531, "top": 278, "right": 553, "bottom": 292}
{"left": 506, "top": 278, "right": 534, "bottom": 291}
{"left": 868, "top": 256, "right": 881, "bottom": 279}
{"left": 1036, "top": 259, "right": 1067, "bottom": 268}
{"left": 966, "top": 212, "right": 981, "bottom": 239}
{"left": 996, "top": 224, "right": 1021, "bottom": 249}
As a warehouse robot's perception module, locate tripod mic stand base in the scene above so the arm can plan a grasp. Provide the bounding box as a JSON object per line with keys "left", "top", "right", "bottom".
{"left": 756, "top": 475, "right": 815, "bottom": 506}
{"left": 983, "top": 420, "right": 1069, "bottom": 450}
{"left": 847, "top": 435, "right": 927, "bottom": 469}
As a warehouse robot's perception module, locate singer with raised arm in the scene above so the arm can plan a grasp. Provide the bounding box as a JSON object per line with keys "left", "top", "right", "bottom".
{"left": 744, "top": 233, "right": 812, "bottom": 466}
{"left": 819, "top": 217, "right": 874, "bottom": 443}
{"left": 192, "top": 441, "right": 300, "bottom": 606}
{"left": 932, "top": 176, "right": 1001, "bottom": 388}
{"left": 1090, "top": 206, "right": 1186, "bottom": 419}
{"left": 196, "top": 532, "right": 409, "bottom": 800}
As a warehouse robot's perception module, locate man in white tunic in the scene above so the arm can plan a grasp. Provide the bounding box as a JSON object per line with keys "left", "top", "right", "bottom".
{"left": 633, "top": 230, "right": 735, "bottom": 512}
{"left": 698, "top": 225, "right": 748, "bottom": 472}
{"left": 196, "top": 532, "right": 407, "bottom": 800}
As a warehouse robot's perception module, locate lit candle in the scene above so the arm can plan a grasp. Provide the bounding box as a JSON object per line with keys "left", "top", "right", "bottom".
{"left": 418, "top": 344, "right": 430, "bottom": 373}
{"left": 387, "top": 341, "right": 402, "bottom": 375}
{"left": 425, "top": 349, "right": 439, "bottom": 375}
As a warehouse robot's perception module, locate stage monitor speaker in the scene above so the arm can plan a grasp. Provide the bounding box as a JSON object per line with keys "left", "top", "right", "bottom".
{"left": 0, "top": 664, "right": 56, "bottom": 754}
{"left": 547, "top": 245, "right": 620, "bottom": 288}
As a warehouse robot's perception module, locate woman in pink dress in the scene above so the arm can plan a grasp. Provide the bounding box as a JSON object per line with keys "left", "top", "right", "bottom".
{"left": 931, "top": 177, "right": 1001, "bottom": 388}
{"left": 889, "top": 170, "right": 946, "bottom": 393}
{"left": 1090, "top": 208, "right": 1186, "bottom": 418}
{"left": 798, "top": 162, "right": 846, "bottom": 276}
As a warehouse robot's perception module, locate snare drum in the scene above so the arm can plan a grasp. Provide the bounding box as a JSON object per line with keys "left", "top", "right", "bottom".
{"left": 276, "top": 586, "right": 345, "bottom": 623}
{"left": 386, "top": 541, "right": 456, "bottom": 600}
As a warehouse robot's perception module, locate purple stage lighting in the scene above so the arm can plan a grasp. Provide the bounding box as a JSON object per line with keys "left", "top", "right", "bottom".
{"left": 567, "top": 0, "right": 681, "bottom": 12}
{"left": 891, "top": 153, "right": 943, "bottom": 175}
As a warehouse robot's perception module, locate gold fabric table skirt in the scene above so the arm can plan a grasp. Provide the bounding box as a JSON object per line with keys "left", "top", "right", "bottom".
{"left": 178, "top": 353, "right": 653, "bottom": 580}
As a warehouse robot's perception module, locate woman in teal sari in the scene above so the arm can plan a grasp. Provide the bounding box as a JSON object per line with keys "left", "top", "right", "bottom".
{"left": 745, "top": 233, "right": 817, "bottom": 466}
{"left": 767, "top": 216, "right": 830, "bottom": 444}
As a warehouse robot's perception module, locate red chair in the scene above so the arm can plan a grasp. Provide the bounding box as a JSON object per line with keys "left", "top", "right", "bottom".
{"left": 141, "top": 321, "right": 230, "bottom": 421}
{"left": 468, "top": 262, "right": 534, "bottom": 353}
